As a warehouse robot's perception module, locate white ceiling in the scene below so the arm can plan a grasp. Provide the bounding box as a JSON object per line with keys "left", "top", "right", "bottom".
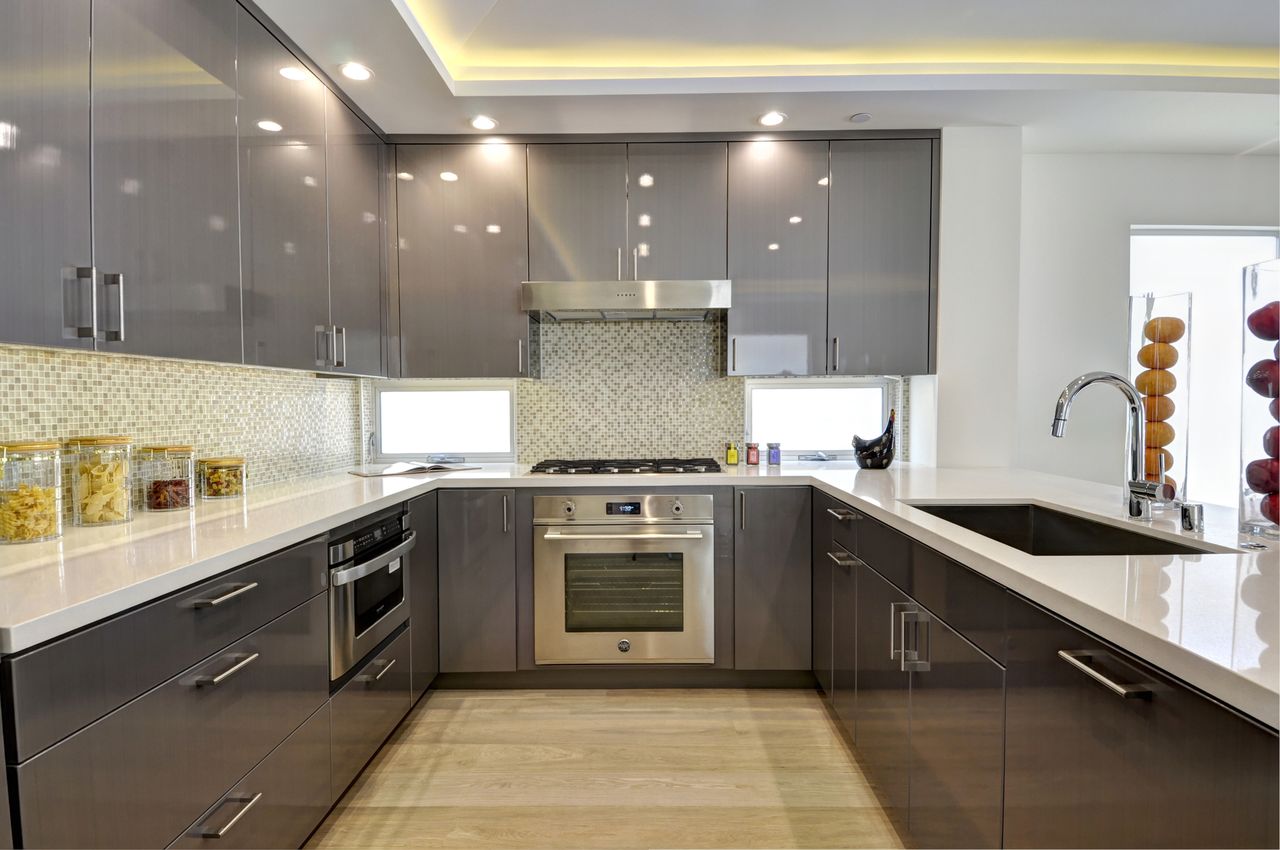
{"left": 255, "top": 0, "right": 1280, "bottom": 154}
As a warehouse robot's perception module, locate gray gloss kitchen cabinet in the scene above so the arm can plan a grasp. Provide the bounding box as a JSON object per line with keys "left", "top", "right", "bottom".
{"left": 1004, "top": 595, "right": 1279, "bottom": 849}
{"left": 438, "top": 489, "right": 518, "bottom": 672}
{"left": 810, "top": 494, "right": 837, "bottom": 697}
{"left": 625, "top": 143, "right": 728, "bottom": 280}
{"left": 727, "top": 140, "right": 829, "bottom": 375}
{"left": 830, "top": 538, "right": 858, "bottom": 740}
{"left": 907, "top": 611, "right": 1004, "bottom": 849}
{"left": 397, "top": 144, "right": 532, "bottom": 378}
{"left": 324, "top": 91, "right": 385, "bottom": 376}
{"left": 330, "top": 626, "right": 412, "bottom": 802}
{"left": 734, "top": 487, "right": 811, "bottom": 670}
{"left": 408, "top": 491, "right": 440, "bottom": 700}
{"left": 238, "top": 6, "right": 331, "bottom": 371}
{"left": 527, "top": 144, "right": 629, "bottom": 281}
{"left": 92, "top": 0, "right": 242, "bottom": 363}
{"left": 0, "top": 0, "right": 95, "bottom": 351}
{"left": 827, "top": 140, "right": 935, "bottom": 376}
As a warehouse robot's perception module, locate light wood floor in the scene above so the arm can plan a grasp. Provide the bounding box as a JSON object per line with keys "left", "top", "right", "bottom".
{"left": 307, "top": 688, "right": 902, "bottom": 850}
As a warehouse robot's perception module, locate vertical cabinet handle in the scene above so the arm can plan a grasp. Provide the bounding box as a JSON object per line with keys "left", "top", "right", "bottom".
{"left": 889, "top": 601, "right": 910, "bottom": 661}
{"left": 502, "top": 495, "right": 510, "bottom": 533}
{"left": 731, "top": 337, "right": 738, "bottom": 372}
{"left": 101, "top": 272, "right": 125, "bottom": 342}
{"left": 65, "top": 266, "right": 96, "bottom": 339}
{"left": 315, "top": 325, "right": 331, "bottom": 366}
{"left": 900, "top": 609, "right": 932, "bottom": 672}
{"left": 333, "top": 325, "right": 347, "bottom": 368}
{"left": 616, "top": 247, "right": 622, "bottom": 281}
{"left": 739, "top": 491, "right": 746, "bottom": 530}
{"left": 518, "top": 338, "right": 524, "bottom": 374}
{"left": 830, "top": 337, "right": 839, "bottom": 373}
{"left": 633, "top": 247, "right": 639, "bottom": 280}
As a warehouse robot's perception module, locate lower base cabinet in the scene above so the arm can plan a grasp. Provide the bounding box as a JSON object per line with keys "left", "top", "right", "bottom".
{"left": 172, "top": 703, "right": 331, "bottom": 849}
{"left": 330, "top": 626, "right": 413, "bottom": 802}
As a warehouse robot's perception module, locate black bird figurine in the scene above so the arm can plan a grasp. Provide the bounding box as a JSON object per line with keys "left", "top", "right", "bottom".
{"left": 853, "top": 409, "right": 895, "bottom": 469}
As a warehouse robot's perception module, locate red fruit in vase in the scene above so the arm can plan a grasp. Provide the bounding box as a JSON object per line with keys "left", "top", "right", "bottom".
{"left": 1263, "top": 493, "right": 1279, "bottom": 526}
{"left": 1246, "top": 300, "right": 1280, "bottom": 341}
{"left": 1273, "top": 398, "right": 1280, "bottom": 422}
{"left": 1267, "top": 426, "right": 1280, "bottom": 459}
{"left": 1245, "top": 358, "right": 1280, "bottom": 398}
{"left": 1245, "top": 458, "right": 1280, "bottom": 494}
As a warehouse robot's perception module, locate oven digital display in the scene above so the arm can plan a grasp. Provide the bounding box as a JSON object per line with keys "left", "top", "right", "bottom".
{"left": 605, "top": 501, "right": 643, "bottom": 516}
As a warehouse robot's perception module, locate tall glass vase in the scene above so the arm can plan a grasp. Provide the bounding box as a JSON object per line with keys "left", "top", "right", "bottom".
{"left": 1129, "top": 292, "right": 1192, "bottom": 506}
{"left": 1240, "top": 259, "right": 1279, "bottom": 539}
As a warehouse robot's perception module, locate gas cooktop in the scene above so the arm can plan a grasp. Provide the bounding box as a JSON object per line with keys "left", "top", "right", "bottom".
{"left": 530, "top": 458, "right": 722, "bottom": 474}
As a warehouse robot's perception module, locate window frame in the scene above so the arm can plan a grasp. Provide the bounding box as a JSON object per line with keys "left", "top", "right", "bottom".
{"left": 373, "top": 379, "right": 518, "bottom": 463}
{"left": 744, "top": 376, "right": 896, "bottom": 459}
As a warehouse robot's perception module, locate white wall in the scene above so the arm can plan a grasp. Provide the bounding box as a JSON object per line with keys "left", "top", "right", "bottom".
{"left": 932, "top": 126, "right": 1024, "bottom": 467}
{"left": 1015, "top": 153, "right": 1280, "bottom": 486}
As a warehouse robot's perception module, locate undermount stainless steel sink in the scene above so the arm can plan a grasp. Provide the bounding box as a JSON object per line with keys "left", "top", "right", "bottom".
{"left": 909, "top": 502, "right": 1215, "bottom": 556}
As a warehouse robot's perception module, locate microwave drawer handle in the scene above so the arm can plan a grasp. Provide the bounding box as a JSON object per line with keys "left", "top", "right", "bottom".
{"left": 542, "top": 530, "right": 704, "bottom": 541}
{"left": 331, "top": 531, "right": 416, "bottom": 587}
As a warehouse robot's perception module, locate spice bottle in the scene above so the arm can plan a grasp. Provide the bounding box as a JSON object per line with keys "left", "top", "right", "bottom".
{"left": 0, "top": 441, "right": 63, "bottom": 544}
{"left": 767, "top": 443, "right": 782, "bottom": 465}
{"left": 745, "top": 442, "right": 760, "bottom": 466}
{"left": 725, "top": 442, "right": 740, "bottom": 465}
{"left": 137, "top": 446, "right": 195, "bottom": 511}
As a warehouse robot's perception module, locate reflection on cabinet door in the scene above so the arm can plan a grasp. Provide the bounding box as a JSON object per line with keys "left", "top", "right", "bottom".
{"left": 527, "top": 144, "right": 628, "bottom": 281}
{"left": 238, "top": 7, "right": 330, "bottom": 371}
{"left": 828, "top": 140, "right": 934, "bottom": 376}
{"left": 727, "top": 140, "right": 829, "bottom": 376}
{"left": 626, "top": 143, "right": 727, "bottom": 281}
{"left": 93, "top": 0, "right": 242, "bottom": 363}
{"left": 855, "top": 563, "right": 911, "bottom": 832}
{"left": 325, "top": 91, "right": 384, "bottom": 376}
{"left": 908, "top": 613, "right": 1004, "bottom": 849}
{"left": 397, "top": 144, "right": 530, "bottom": 378}
{"left": 0, "top": 0, "right": 94, "bottom": 350}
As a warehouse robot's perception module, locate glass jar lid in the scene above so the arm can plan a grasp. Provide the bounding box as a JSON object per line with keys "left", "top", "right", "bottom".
{"left": 139, "top": 445, "right": 195, "bottom": 457}
{"left": 198, "top": 456, "right": 245, "bottom": 468}
{"left": 66, "top": 435, "right": 133, "bottom": 448}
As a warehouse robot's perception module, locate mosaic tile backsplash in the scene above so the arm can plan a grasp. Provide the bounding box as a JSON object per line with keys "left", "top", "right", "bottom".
{"left": 0, "top": 345, "right": 362, "bottom": 486}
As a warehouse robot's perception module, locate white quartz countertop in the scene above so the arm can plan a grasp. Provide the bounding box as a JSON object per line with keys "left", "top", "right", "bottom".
{"left": 0, "top": 462, "right": 1275, "bottom": 729}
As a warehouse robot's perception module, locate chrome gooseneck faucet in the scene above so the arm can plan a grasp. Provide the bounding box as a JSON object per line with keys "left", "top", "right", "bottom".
{"left": 1051, "top": 371, "right": 1163, "bottom": 521}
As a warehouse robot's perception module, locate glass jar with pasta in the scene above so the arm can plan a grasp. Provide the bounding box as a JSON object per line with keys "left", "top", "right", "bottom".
{"left": 198, "top": 457, "right": 246, "bottom": 500}
{"left": 137, "top": 445, "right": 195, "bottom": 512}
{"left": 0, "top": 441, "right": 63, "bottom": 544}
{"left": 67, "top": 436, "right": 134, "bottom": 526}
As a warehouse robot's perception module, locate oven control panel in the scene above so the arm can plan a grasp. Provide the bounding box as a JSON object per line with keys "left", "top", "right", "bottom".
{"left": 534, "top": 494, "right": 712, "bottom": 524}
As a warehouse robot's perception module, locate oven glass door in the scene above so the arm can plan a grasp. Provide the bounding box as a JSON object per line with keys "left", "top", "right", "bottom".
{"left": 353, "top": 557, "right": 404, "bottom": 637}
{"left": 535, "top": 524, "right": 714, "bottom": 664}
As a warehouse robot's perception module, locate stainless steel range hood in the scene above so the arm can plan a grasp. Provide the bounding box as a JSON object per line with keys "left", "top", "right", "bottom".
{"left": 521, "top": 279, "right": 731, "bottom": 321}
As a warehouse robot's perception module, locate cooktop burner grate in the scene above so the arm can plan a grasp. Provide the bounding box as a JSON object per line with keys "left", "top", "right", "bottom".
{"left": 530, "top": 458, "right": 722, "bottom": 474}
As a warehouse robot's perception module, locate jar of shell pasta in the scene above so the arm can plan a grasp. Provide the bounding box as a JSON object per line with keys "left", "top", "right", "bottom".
{"left": 67, "top": 436, "right": 134, "bottom": 526}
{"left": 198, "top": 457, "right": 247, "bottom": 500}
{"left": 0, "top": 441, "right": 63, "bottom": 543}
{"left": 137, "top": 445, "right": 195, "bottom": 512}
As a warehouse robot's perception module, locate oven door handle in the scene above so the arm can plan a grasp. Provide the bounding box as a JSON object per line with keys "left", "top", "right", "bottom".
{"left": 541, "top": 530, "right": 705, "bottom": 541}
{"left": 331, "top": 531, "right": 416, "bottom": 587}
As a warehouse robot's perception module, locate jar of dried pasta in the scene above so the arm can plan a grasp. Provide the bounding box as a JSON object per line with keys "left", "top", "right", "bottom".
{"left": 0, "top": 441, "right": 63, "bottom": 543}
{"left": 67, "top": 435, "right": 134, "bottom": 526}
{"left": 137, "top": 445, "right": 195, "bottom": 512}
{"left": 198, "top": 457, "right": 246, "bottom": 500}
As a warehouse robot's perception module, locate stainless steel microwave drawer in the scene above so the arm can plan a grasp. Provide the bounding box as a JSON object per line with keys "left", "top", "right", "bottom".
{"left": 3, "top": 536, "right": 328, "bottom": 762}
{"left": 13, "top": 594, "right": 328, "bottom": 850}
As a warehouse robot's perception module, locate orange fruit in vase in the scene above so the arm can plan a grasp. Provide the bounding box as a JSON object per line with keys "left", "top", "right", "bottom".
{"left": 1142, "top": 395, "right": 1174, "bottom": 422}
{"left": 1145, "top": 447, "right": 1174, "bottom": 475}
{"left": 1143, "top": 316, "right": 1186, "bottom": 344}
{"left": 1145, "top": 420, "right": 1175, "bottom": 448}
{"left": 1136, "top": 369, "right": 1176, "bottom": 396}
{"left": 1137, "top": 342, "right": 1178, "bottom": 369}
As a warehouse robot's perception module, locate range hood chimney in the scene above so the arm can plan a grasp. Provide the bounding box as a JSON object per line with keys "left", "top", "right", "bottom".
{"left": 521, "top": 279, "right": 731, "bottom": 322}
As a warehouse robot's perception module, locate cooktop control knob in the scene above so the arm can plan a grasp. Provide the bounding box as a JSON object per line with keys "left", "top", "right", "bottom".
{"left": 671, "top": 500, "right": 684, "bottom": 515}
{"left": 563, "top": 500, "right": 576, "bottom": 516}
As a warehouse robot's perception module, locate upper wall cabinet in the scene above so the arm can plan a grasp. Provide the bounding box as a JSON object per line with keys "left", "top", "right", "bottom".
{"left": 828, "top": 140, "right": 935, "bottom": 376}
{"left": 0, "top": 0, "right": 94, "bottom": 350}
{"left": 727, "top": 140, "right": 829, "bottom": 376}
{"left": 238, "top": 7, "right": 331, "bottom": 372}
{"left": 527, "top": 144, "right": 628, "bottom": 281}
{"left": 397, "top": 144, "right": 532, "bottom": 378}
{"left": 324, "top": 91, "right": 385, "bottom": 377}
{"left": 93, "top": 0, "right": 242, "bottom": 363}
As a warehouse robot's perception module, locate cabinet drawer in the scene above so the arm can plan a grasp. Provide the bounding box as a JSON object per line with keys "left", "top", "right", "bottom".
{"left": 172, "top": 702, "right": 331, "bottom": 850}
{"left": 910, "top": 543, "right": 1006, "bottom": 663}
{"left": 331, "top": 626, "right": 412, "bottom": 801}
{"left": 14, "top": 595, "right": 328, "bottom": 850}
{"left": 857, "top": 513, "right": 911, "bottom": 591}
{"left": 4, "top": 536, "right": 327, "bottom": 761}
{"left": 818, "top": 493, "right": 858, "bottom": 553}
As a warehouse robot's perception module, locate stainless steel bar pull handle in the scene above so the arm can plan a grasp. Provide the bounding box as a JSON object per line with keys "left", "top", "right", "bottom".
{"left": 902, "top": 611, "right": 931, "bottom": 672}
{"left": 66, "top": 266, "right": 96, "bottom": 338}
{"left": 102, "top": 273, "right": 125, "bottom": 341}
{"left": 633, "top": 246, "right": 639, "bottom": 279}
{"left": 315, "top": 325, "right": 331, "bottom": 366}
{"left": 502, "top": 495, "right": 510, "bottom": 533}
{"left": 190, "top": 581, "right": 259, "bottom": 609}
{"left": 731, "top": 337, "right": 737, "bottom": 372}
{"left": 827, "top": 550, "right": 856, "bottom": 568}
{"left": 544, "top": 530, "right": 704, "bottom": 541}
{"left": 890, "top": 601, "right": 911, "bottom": 660}
{"left": 826, "top": 508, "right": 857, "bottom": 521}
{"left": 333, "top": 325, "right": 347, "bottom": 368}
{"left": 194, "top": 652, "right": 260, "bottom": 687}
{"left": 616, "top": 247, "right": 622, "bottom": 280}
{"left": 831, "top": 337, "right": 839, "bottom": 373}
{"left": 198, "top": 792, "right": 263, "bottom": 838}
{"left": 1057, "top": 650, "right": 1152, "bottom": 698}
{"left": 739, "top": 491, "right": 746, "bottom": 530}
{"left": 518, "top": 338, "right": 524, "bottom": 374}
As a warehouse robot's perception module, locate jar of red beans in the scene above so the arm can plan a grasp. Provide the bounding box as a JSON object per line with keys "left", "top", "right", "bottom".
{"left": 137, "top": 445, "right": 195, "bottom": 512}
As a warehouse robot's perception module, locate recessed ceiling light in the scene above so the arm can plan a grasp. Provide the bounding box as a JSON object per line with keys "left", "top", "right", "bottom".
{"left": 817, "top": 176, "right": 829, "bottom": 186}
{"left": 256, "top": 119, "right": 282, "bottom": 132}
{"left": 278, "top": 66, "right": 307, "bottom": 81}
{"left": 439, "top": 171, "right": 459, "bottom": 182}
{"left": 767, "top": 242, "right": 780, "bottom": 251}
{"left": 470, "top": 115, "right": 498, "bottom": 131}
{"left": 637, "top": 173, "right": 655, "bottom": 188}
{"left": 758, "top": 111, "right": 786, "bottom": 127}
{"left": 788, "top": 215, "right": 802, "bottom": 224}
{"left": 849, "top": 112, "right": 873, "bottom": 123}
{"left": 396, "top": 171, "right": 415, "bottom": 181}
{"left": 339, "top": 62, "right": 373, "bottom": 81}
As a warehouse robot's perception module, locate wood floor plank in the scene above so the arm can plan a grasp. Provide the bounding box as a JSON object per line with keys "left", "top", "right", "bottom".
{"left": 308, "top": 689, "right": 902, "bottom": 850}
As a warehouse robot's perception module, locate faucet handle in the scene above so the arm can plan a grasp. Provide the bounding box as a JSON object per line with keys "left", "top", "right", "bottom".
{"left": 1127, "top": 479, "right": 1162, "bottom": 521}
